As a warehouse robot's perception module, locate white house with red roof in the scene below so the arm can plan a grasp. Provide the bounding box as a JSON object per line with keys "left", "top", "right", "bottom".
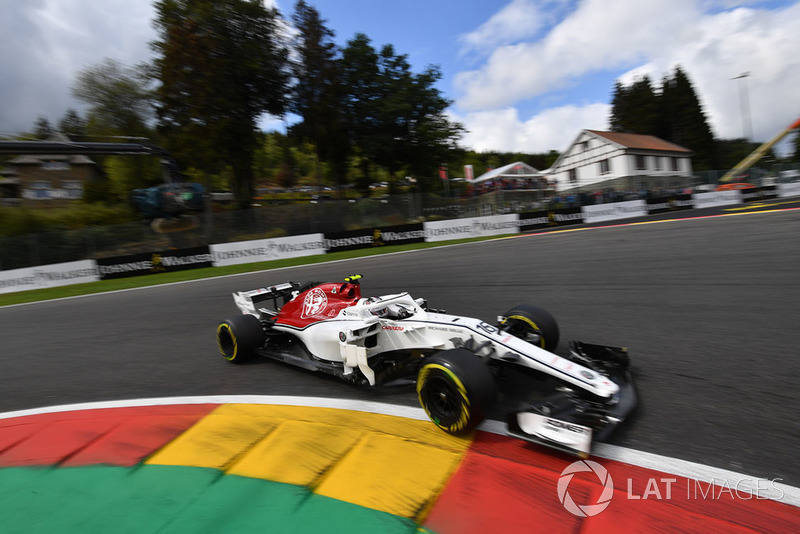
{"left": 547, "top": 130, "right": 694, "bottom": 193}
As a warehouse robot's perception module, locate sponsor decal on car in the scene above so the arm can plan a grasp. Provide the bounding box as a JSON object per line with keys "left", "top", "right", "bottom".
{"left": 301, "top": 287, "right": 328, "bottom": 318}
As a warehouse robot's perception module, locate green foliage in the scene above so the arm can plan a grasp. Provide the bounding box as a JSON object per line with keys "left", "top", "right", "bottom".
{"left": 0, "top": 204, "right": 137, "bottom": 237}
{"left": 103, "top": 155, "right": 163, "bottom": 203}
{"left": 610, "top": 77, "right": 660, "bottom": 134}
{"left": 290, "top": 0, "right": 349, "bottom": 186}
{"left": 58, "top": 109, "right": 87, "bottom": 140}
{"left": 182, "top": 166, "right": 231, "bottom": 192}
{"left": 72, "top": 58, "right": 154, "bottom": 137}
{"left": 610, "top": 66, "right": 716, "bottom": 169}
{"left": 34, "top": 117, "right": 53, "bottom": 139}
{"left": 338, "top": 34, "right": 463, "bottom": 185}
{"left": 660, "top": 67, "right": 715, "bottom": 169}
{"left": 715, "top": 139, "right": 769, "bottom": 169}
{"left": 152, "top": 0, "right": 290, "bottom": 209}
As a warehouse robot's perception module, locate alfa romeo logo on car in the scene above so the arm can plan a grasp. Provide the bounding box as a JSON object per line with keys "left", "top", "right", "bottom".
{"left": 301, "top": 287, "right": 328, "bottom": 318}
{"left": 557, "top": 460, "right": 614, "bottom": 517}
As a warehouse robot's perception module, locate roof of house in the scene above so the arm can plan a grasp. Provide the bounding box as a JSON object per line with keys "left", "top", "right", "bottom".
{"left": 8, "top": 154, "right": 96, "bottom": 165}
{"left": 470, "top": 161, "right": 542, "bottom": 183}
{"left": 7, "top": 132, "right": 97, "bottom": 166}
{"left": 585, "top": 130, "right": 692, "bottom": 153}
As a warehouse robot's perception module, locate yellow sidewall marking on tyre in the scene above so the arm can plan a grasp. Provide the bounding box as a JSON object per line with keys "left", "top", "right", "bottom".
{"left": 417, "top": 363, "right": 472, "bottom": 433}
{"left": 217, "top": 323, "right": 237, "bottom": 361}
{"left": 505, "top": 314, "right": 545, "bottom": 348}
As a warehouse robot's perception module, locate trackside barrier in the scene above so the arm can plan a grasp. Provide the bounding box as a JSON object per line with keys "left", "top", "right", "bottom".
{"left": 1, "top": 187, "right": 797, "bottom": 295}
{"left": 780, "top": 181, "right": 800, "bottom": 197}
{"left": 95, "top": 246, "right": 213, "bottom": 280}
{"left": 0, "top": 260, "right": 99, "bottom": 295}
{"left": 210, "top": 234, "right": 326, "bottom": 267}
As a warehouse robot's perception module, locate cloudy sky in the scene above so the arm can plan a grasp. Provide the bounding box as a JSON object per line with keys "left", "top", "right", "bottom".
{"left": 2, "top": 0, "right": 799, "bottom": 156}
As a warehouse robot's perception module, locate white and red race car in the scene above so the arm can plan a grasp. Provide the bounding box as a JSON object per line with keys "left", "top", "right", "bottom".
{"left": 216, "top": 275, "right": 636, "bottom": 457}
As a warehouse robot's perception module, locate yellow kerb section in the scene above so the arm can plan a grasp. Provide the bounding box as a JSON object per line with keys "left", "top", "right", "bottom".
{"left": 145, "top": 403, "right": 473, "bottom": 520}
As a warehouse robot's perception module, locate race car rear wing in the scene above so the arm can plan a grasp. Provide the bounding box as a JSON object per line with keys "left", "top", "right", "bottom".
{"left": 232, "top": 282, "right": 313, "bottom": 318}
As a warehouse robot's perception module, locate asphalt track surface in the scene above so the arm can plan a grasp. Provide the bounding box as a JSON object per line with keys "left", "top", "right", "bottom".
{"left": 2, "top": 201, "right": 799, "bottom": 487}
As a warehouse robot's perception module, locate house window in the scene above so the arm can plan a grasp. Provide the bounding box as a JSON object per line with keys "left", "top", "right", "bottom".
{"left": 63, "top": 180, "right": 82, "bottom": 190}
{"left": 579, "top": 141, "right": 589, "bottom": 152}
{"left": 671, "top": 157, "right": 679, "bottom": 171}
{"left": 654, "top": 157, "right": 662, "bottom": 171}
{"left": 42, "top": 161, "right": 70, "bottom": 171}
{"left": 64, "top": 180, "right": 83, "bottom": 199}
{"left": 599, "top": 159, "right": 611, "bottom": 174}
{"left": 635, "top": 155, "right": 646, "bottom": 171}
{"left": 31, "top": 180, "right": 52, "bottom": 190}
{"left": 568, "top": 168, "right": 578, "bottom": 184}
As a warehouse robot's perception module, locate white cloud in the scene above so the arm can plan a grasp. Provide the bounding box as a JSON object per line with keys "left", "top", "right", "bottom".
{"left": 458, "top": 0, "right": 567, "bottom": 57}
{"left": 615, "top": 2, "right": 800, "bottom": 142}
{"left": 455, "top": 0, "right": 700, "bottom": 110}
{"left": 456, "top": 102, "right": 609, "bottom": 154}
{"left": 0, "top": 0, "right": 156, "bottom": 134}
{"left": 456, "top": 0, "right": 800, "bottom": 154}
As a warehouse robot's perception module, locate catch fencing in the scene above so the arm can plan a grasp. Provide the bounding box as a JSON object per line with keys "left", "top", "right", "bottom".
{"left": 2, "top": 183, "right": 798, "bottom": 295}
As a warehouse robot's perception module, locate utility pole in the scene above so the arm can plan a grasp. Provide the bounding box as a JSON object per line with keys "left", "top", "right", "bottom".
{"left": 732, "top": 72, "right": 753, "bottom": 141}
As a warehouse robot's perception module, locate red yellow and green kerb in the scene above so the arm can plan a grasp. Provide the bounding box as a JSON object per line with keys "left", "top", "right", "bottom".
{"left": 0, "top": 402, "right": 797, "bottom": 533}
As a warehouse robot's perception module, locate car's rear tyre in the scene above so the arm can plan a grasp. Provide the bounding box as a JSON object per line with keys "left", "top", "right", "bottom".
{"left": 217, "top": 314, "right": 264, "bottom": 363}
{"left": 417, "top": 349, "right": 497, "bottom": 435}
{"left": 498, "top": 304, "right": 559, "bottom": 352}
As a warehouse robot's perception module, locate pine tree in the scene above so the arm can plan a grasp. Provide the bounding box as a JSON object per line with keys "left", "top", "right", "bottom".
{"left": 661, "top": 66, "right": 715, "bottom": 169}
{"left": 609, "top": 76, "right": 659, "bottom": 134}
{"left": 609, "top": 66, "right": 717, "bottom": 170}
{"left": 290, "top": 0, "right": 348, "bottom": 187}
{"left": 58, "top": 110, "right": 87, "bottom": 140}
{"left": 33, "top": 117, "right": 53, "bottom": 139}
{"left": 152, "top": 0, "right": 289, "bottom": 209}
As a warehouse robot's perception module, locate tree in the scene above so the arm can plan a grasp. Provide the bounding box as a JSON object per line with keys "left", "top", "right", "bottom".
{"left": 660, "top": 66, "right": 715, "bottom": 169}
{"left": 72, "top": 58, "right": 154, "bottom": 137}
{"left": 152, "top": 0, "right": 290, "bottom": 208}
{"left": 610, "top": 67, "right": 717, "bottom": 170}
{"left": 72, "top": 58, "right": 160, "bottom": 202}
{"left": 609, "top": 76, "right": 659, "bottom": 135}
{"left": 33, "top": 116, "right": 53, "bottom": 139}
{"left": 339, "top": 34, "right": 463, "bottom": 193}
{"left": 401, "top": 63, "right": 464, "bottom": 180}
{"left": 340, "top": 33, "right": 381, "bottom": 191}
{"left": 290, "top": 0, "right": 348, "bottom": 187}
{"left": 58, "top": 109, "right": 87, "bottom": 140}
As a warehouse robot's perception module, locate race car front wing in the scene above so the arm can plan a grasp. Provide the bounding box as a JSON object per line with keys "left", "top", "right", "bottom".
{"left": 503, "top": 342, "right": 637, "bottom": 457}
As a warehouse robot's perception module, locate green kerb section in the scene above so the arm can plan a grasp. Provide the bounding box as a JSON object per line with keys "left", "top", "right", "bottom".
{"left": 0, "top": 465, "right": 426, "bottom": 533}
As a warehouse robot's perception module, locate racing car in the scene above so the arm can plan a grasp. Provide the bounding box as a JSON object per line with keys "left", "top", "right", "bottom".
{"left": 216, "top": 275, "right": 636, "bottom": 457}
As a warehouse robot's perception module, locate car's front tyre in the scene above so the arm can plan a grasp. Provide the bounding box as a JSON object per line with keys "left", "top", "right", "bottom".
{"left": 217, "top": 314, "right": 264, "bottom": 363}
{"left": 417, "top": 349, "right": 496, "bottom": 435}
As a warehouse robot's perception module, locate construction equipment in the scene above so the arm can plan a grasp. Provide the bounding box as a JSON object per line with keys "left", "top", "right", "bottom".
{"left": 719, "top": 117, "right": 800, "bottom": 183}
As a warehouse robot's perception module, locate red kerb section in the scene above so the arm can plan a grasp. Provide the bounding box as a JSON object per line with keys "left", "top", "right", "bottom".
{"left": 424, "top": 431, "right": 799, "bottom": 534}
{"left": 0, "top": 404, "right": 216, "bottom": 467}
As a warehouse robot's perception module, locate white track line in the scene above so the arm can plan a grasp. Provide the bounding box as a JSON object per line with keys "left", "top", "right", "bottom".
{"left": 2, "top": 395, "right": 798, "bottom": 508}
